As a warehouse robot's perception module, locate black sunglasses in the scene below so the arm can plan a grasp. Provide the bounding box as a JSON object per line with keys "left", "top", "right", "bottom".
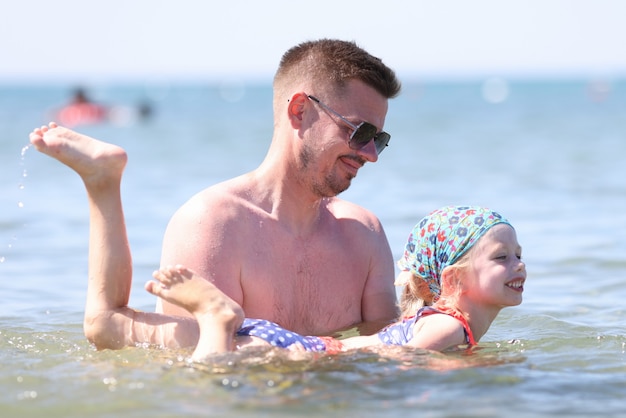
{"left": 307, "top": 95, "right": 390, "bottom": 155}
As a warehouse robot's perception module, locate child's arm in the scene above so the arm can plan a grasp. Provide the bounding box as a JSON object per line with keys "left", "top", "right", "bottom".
{"left": 337, "top": 333, "right": 383, "bottom": 350}
{"left": 405, "top": 314, "right": 467, "bottom": 351}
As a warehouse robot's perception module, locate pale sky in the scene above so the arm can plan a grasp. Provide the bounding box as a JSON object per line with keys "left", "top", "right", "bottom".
{"left": 1, "top": 0, "right": 625, "bottom": 83}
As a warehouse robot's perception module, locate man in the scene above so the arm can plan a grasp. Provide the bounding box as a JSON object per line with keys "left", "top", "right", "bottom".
{"left": 158, "top": 39, "right": 402, "bottom": 336}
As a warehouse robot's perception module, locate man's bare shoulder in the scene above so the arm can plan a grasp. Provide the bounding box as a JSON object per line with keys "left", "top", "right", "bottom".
{"left": 163, "top": 174, "right": 260, "bottom": 253}
{"left": 326, "top": 197, "right": 385, "bottom": 232}
{"left": 174, "top": 175, "right": 255, "bottom": 220}
{"left": 159, "top": 176, "right": 255, "bottom": 313}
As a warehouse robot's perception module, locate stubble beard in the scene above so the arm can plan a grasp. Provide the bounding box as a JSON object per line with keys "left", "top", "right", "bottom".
{"left": 300, "top": 143, "right": 352, "bottom": 198}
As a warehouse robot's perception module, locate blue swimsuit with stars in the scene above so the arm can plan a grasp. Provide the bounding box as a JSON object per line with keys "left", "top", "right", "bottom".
{"left": 236, "top": 318, "right": 328, "bottom": 351}
{"left": 235, "top": 306, "right": 476, "bottom": 352}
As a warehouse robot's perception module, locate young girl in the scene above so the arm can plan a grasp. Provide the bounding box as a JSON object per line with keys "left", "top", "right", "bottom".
{"left": 29, "top": 123, "right": 526, "bottom": 361}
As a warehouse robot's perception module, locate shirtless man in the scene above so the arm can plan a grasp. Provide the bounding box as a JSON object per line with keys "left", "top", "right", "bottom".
{"left": 158, "top": 39, "right": 401, "bottom": 336}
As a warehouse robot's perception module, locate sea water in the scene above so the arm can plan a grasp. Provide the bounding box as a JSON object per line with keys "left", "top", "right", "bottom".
{"left": 1, "top": 80, "right": 625, "bottom": 417}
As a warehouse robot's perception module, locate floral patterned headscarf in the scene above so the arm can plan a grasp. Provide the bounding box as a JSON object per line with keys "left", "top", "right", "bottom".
{"left": 396, "top": 205, "right": 512, "bottom": 299}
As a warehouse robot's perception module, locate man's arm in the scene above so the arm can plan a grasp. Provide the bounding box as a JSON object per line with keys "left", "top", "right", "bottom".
{"left": 156, "top": 192, "right": 243, "bottom": 316}
{"left": 359, "top": 228, "right": 399, "bottom": 333}
{"left": 331, "top": 217, "right": 398, "bottom": 338}
{"left": 366, "top": 211, "right": 399, "bottom": 307}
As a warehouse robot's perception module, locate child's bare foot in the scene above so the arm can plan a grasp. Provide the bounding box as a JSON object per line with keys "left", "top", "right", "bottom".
{"left": 29, "top": 122, "right": 127, "bottom": 186}
{"left": 147, "top": 265, "right": 244, "bottom": 331}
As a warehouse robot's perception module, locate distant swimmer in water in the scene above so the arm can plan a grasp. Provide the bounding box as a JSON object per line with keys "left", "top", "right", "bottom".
{"left": 56, "top": 88, "right": 108, "bottom": 127}
{"left": 53, "top": 87, "right": 153, "bottom": 127}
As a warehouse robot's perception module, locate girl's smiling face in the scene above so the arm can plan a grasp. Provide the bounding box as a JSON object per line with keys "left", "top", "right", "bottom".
{"left": 463, "top": 224, "right": 526, "bottom": 309}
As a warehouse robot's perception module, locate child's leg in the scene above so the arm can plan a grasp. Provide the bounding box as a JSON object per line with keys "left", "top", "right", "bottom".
{"left": 29, "top": 124, "right": 202, "bottom": 349}
{"left": 30, "top": 123, "right": 131, "bottom": 344}
{"left": 30, "top": 123, "right": 256, "bottom": 358}
{"left": 147, "top": 265, "right": 248, "bottom": 361}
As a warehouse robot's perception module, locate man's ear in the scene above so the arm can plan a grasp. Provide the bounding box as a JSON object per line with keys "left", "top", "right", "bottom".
{"left": 287, "top": 92, "right": 308, "bottom": 127}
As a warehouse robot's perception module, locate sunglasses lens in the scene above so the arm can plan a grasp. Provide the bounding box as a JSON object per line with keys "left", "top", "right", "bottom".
{"left": 351, "top": 123, "right": 377, "bottom": 145}
{"left": 374, "top": 132, "right": 391, "bottom": 154}
{"left": 350, "top": 123, "right": 390, "bottom": 155}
